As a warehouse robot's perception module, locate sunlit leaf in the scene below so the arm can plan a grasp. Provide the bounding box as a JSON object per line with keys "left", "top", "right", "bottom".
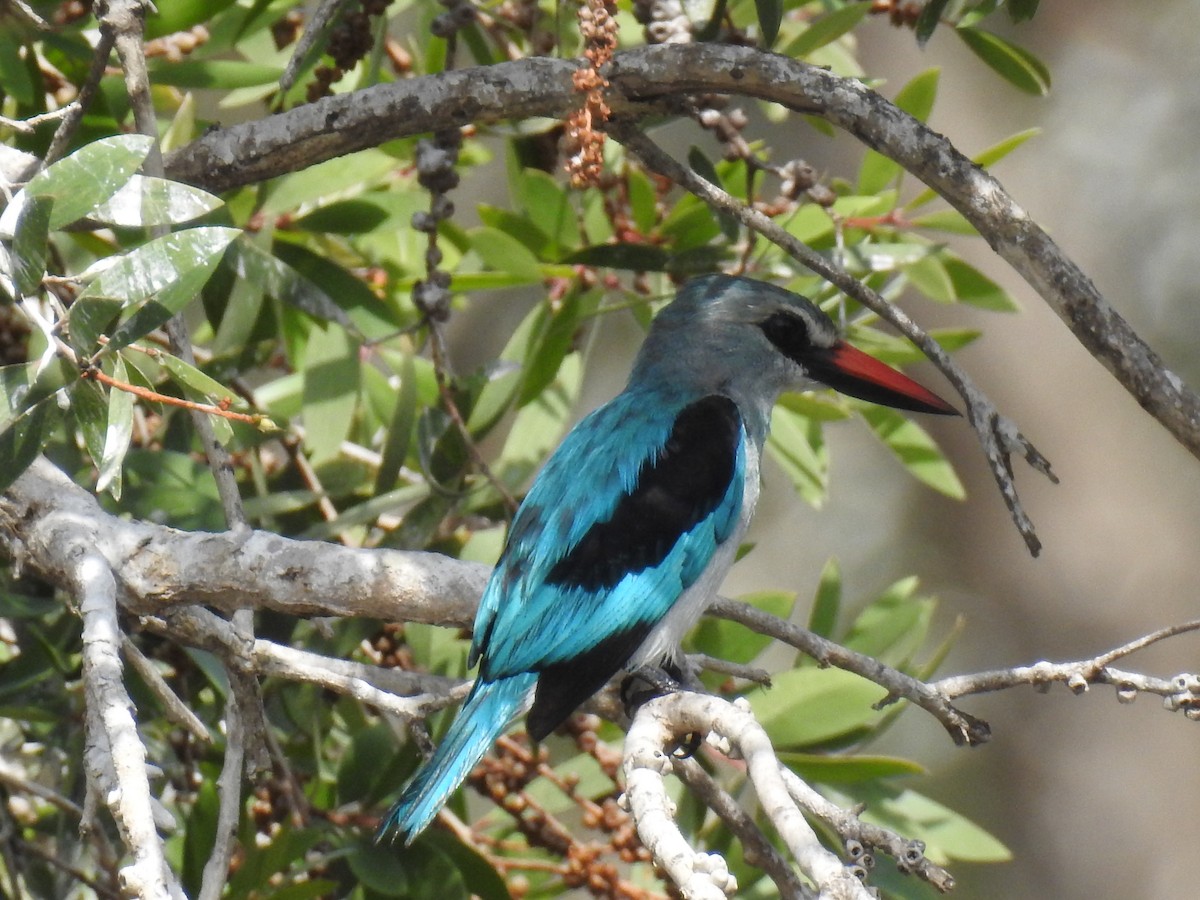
{"left": 70, "top": 227, "right": 239, "bottom": 354}
{"left": 96, "top": 354, "right": 134, "bottom": 497}
{"left": 88, "top": 175, "right": 223, "bottom": 228}
{"left": 11, "top": 194, "right": 53, "bottom": 297}
{"left": 0, "top": 135, "right": 153, "bottom": 234}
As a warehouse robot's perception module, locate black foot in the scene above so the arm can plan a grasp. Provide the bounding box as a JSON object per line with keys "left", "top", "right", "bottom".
{"left": 620, "top": 664, "right": 704, "bottom": 759}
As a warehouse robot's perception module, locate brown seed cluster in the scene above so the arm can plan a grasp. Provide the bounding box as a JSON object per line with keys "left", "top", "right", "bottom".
{"left": 565, "top": 0, "right": 619, "bottom": 189}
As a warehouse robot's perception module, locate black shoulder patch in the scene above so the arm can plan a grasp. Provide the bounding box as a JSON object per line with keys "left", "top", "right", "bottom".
{"left": 526, "top": 624, "right": 651, "bottom": 740}
{"left": 544, "top": 395, "right": 741, "bottom": 593}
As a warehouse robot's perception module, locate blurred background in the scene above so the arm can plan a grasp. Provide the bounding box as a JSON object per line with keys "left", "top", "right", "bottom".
{"left": 717, "top": 3, "right": 1200, "bottom": 897}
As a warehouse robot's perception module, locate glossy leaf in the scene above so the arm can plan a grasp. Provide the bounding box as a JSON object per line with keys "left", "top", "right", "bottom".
{"left": 0, "top": 135, "right": 153, "bottom": 233}
{"left": 957, "top": 27, "right": 1051, "bottom": 96}
{"left": 0, "top": 391, "right": 65, "bottom": 493}
{"left": 88, "top": 175, "right": 223, "bottom": 228}
{"left": 71, "top": 227, "right": 239, "bottom": 355}
{"left": 96, "top": 354, "right": 134, "bottom": 497}
{"left": 11, "top": 194, "right": 53, "bottom": 297}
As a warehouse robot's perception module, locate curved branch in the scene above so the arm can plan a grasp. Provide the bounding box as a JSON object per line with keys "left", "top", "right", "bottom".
{"left": 0, "top": 457, "right": 488, "bottom": 625}
{"left": 164, "top": 43, "right": 1200, "bottom": 469}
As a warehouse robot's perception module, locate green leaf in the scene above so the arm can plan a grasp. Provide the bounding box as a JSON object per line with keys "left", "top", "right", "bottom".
{"left": 88, "top": 175, "right": 224, "bottom": 228}
{"left": 337, "top": 722, "right": 399, "bottom": 805}
{"left": 514, "top": 168, "right": 579, "bottom": 256}
{"left": 492, "top": 352, "right": 583, "bottom": 491}
{"left": 851, "top": 785, "right": 1012, "bottom": 864}
{"left": 301, "top": 322, "right": 360, "bottom": 463}
{"left": 96, "top": 355, "right": 134, "bottom": 498}
{"left": 842, "top": 576, "right": 934, "bottom": 665}
{"left": 247, "top": 241, "right": 370, "bottom": 334}
{"left": 292, "top": 198, "right": 390, "bottom": 234}
{"left": 0, "top": 33, "right": 36, "bottom": 106}
{"left": 0, "top": 391, "right": 66, "bottom": 494}
{"left": 517, "top": 288, "right": 600, "bottom": 406}
{"left": 754, "top": 0, "right": 783, "bottom": 46}
{"left": 766, "top": 404, "right": 828, "bottom": 508}
{"left": 16, "top": 135, "right": 153, "bottom": 231}
{"left": 903, "top": 253, "right": 955, "bottom": 303}
{"left": 956, "top": 27, "right": 1051, "bottom": 96}
{"left": 858, "top": 405, "right": 965, "bottom": 499}
{"left": 72, "top": 378, "right": 109, "bottom": 474}
{"left": 157, "top": 353, "right": 240, "bottom": 408}
{"left": 749, "top": 666, "right": 889, "bottom": 749}
{"left": 375, "top": 352, "right": 418, "bottom": 494}
{"left": 467, "top": 226, "right": 543, "bottom": 283}
{"left": 783, "top": 2, "right": 870, "bottom": 58}
{"left": 71, "top": 227, "right": 240, "bottom": 355}
{"left": 807, "top": 558, "right": 841, "bottom": 638}
{"left": 779, "top": 752, "right": 925, "bottom": 784}
{"left": 687, "top": 147, "right": 739, "bottom": 240}
{"left": 1008, "top": 0, "right": 1040, "bottom": 22}
{"left": 858, "top": 69, "right": 939, "bottom": 194}
{"left": 944, "top": 256, "right": 1020, "bottom": 311}
{"left": 11, "top": 194, "right": 54, "bottom": 297}
{"left": 914, "top": 0, "right": 951, "bottom": 46}
{"left": 690, "top": 590, "right": 795, "bottom": 665}
{"left": 347, "top": 843, "right": 412, "bottom": 897}
{"left": 566, "top": 243, "right": 672, "bottom": 272}
{"left": 147, "top": 59, "right": 284, "bottom": 89}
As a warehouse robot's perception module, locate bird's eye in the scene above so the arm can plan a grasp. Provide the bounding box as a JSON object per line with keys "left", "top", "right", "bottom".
{"left": 758, "top": 311, "right": 811, "bottom": 359}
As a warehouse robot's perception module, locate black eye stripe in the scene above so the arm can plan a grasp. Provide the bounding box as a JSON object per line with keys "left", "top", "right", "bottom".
{"left": 759, "top": 311, "right": 811, "bottom": 359}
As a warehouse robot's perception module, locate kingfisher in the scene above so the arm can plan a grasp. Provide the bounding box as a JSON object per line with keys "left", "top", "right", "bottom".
{"left": 381, "top": 274, "right": 957, "bottom": 843}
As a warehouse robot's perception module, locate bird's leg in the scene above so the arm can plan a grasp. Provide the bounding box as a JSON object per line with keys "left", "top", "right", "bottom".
{"left": 621, "top": 661, "right": 704, "bottom": 759}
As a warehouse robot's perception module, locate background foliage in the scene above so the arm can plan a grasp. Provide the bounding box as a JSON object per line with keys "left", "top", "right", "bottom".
{"left": 0, "top": 1, "right": 1080, "bottom": 898}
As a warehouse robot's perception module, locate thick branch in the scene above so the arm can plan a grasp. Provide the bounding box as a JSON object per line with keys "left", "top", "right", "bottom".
{"left": 0, "top": 458, "right": 488, "bottom": 624}
{"left": 163, "top": 43, "right": 1200, "bottom": 466}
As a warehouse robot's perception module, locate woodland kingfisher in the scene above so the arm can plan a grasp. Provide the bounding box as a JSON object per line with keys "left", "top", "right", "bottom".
{"left": 380, "top": 273, "right": 957, "bottom": 842}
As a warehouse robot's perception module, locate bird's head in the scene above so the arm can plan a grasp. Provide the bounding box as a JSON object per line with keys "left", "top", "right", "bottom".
{"left": 637, "top": 274, "right": 958, "bottom": 417}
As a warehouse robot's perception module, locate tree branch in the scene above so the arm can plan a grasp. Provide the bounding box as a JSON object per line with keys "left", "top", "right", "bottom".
{"left": 163, "top": 43, "right": 1200, "bottom": 473}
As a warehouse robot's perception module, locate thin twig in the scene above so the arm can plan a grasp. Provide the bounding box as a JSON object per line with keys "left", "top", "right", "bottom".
{"left": 710, "top": 597, "right": 991, "bottom": 746}
{"left": 80, "top": 365, "right": 269, "bottom": 427}
{"left": 121, "top": 636, "right": 212, "bottom": 744}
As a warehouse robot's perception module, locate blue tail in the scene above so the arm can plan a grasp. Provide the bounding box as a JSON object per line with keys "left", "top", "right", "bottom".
{"left": 378, "top": 672, "right": 536, "bottom": 844}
